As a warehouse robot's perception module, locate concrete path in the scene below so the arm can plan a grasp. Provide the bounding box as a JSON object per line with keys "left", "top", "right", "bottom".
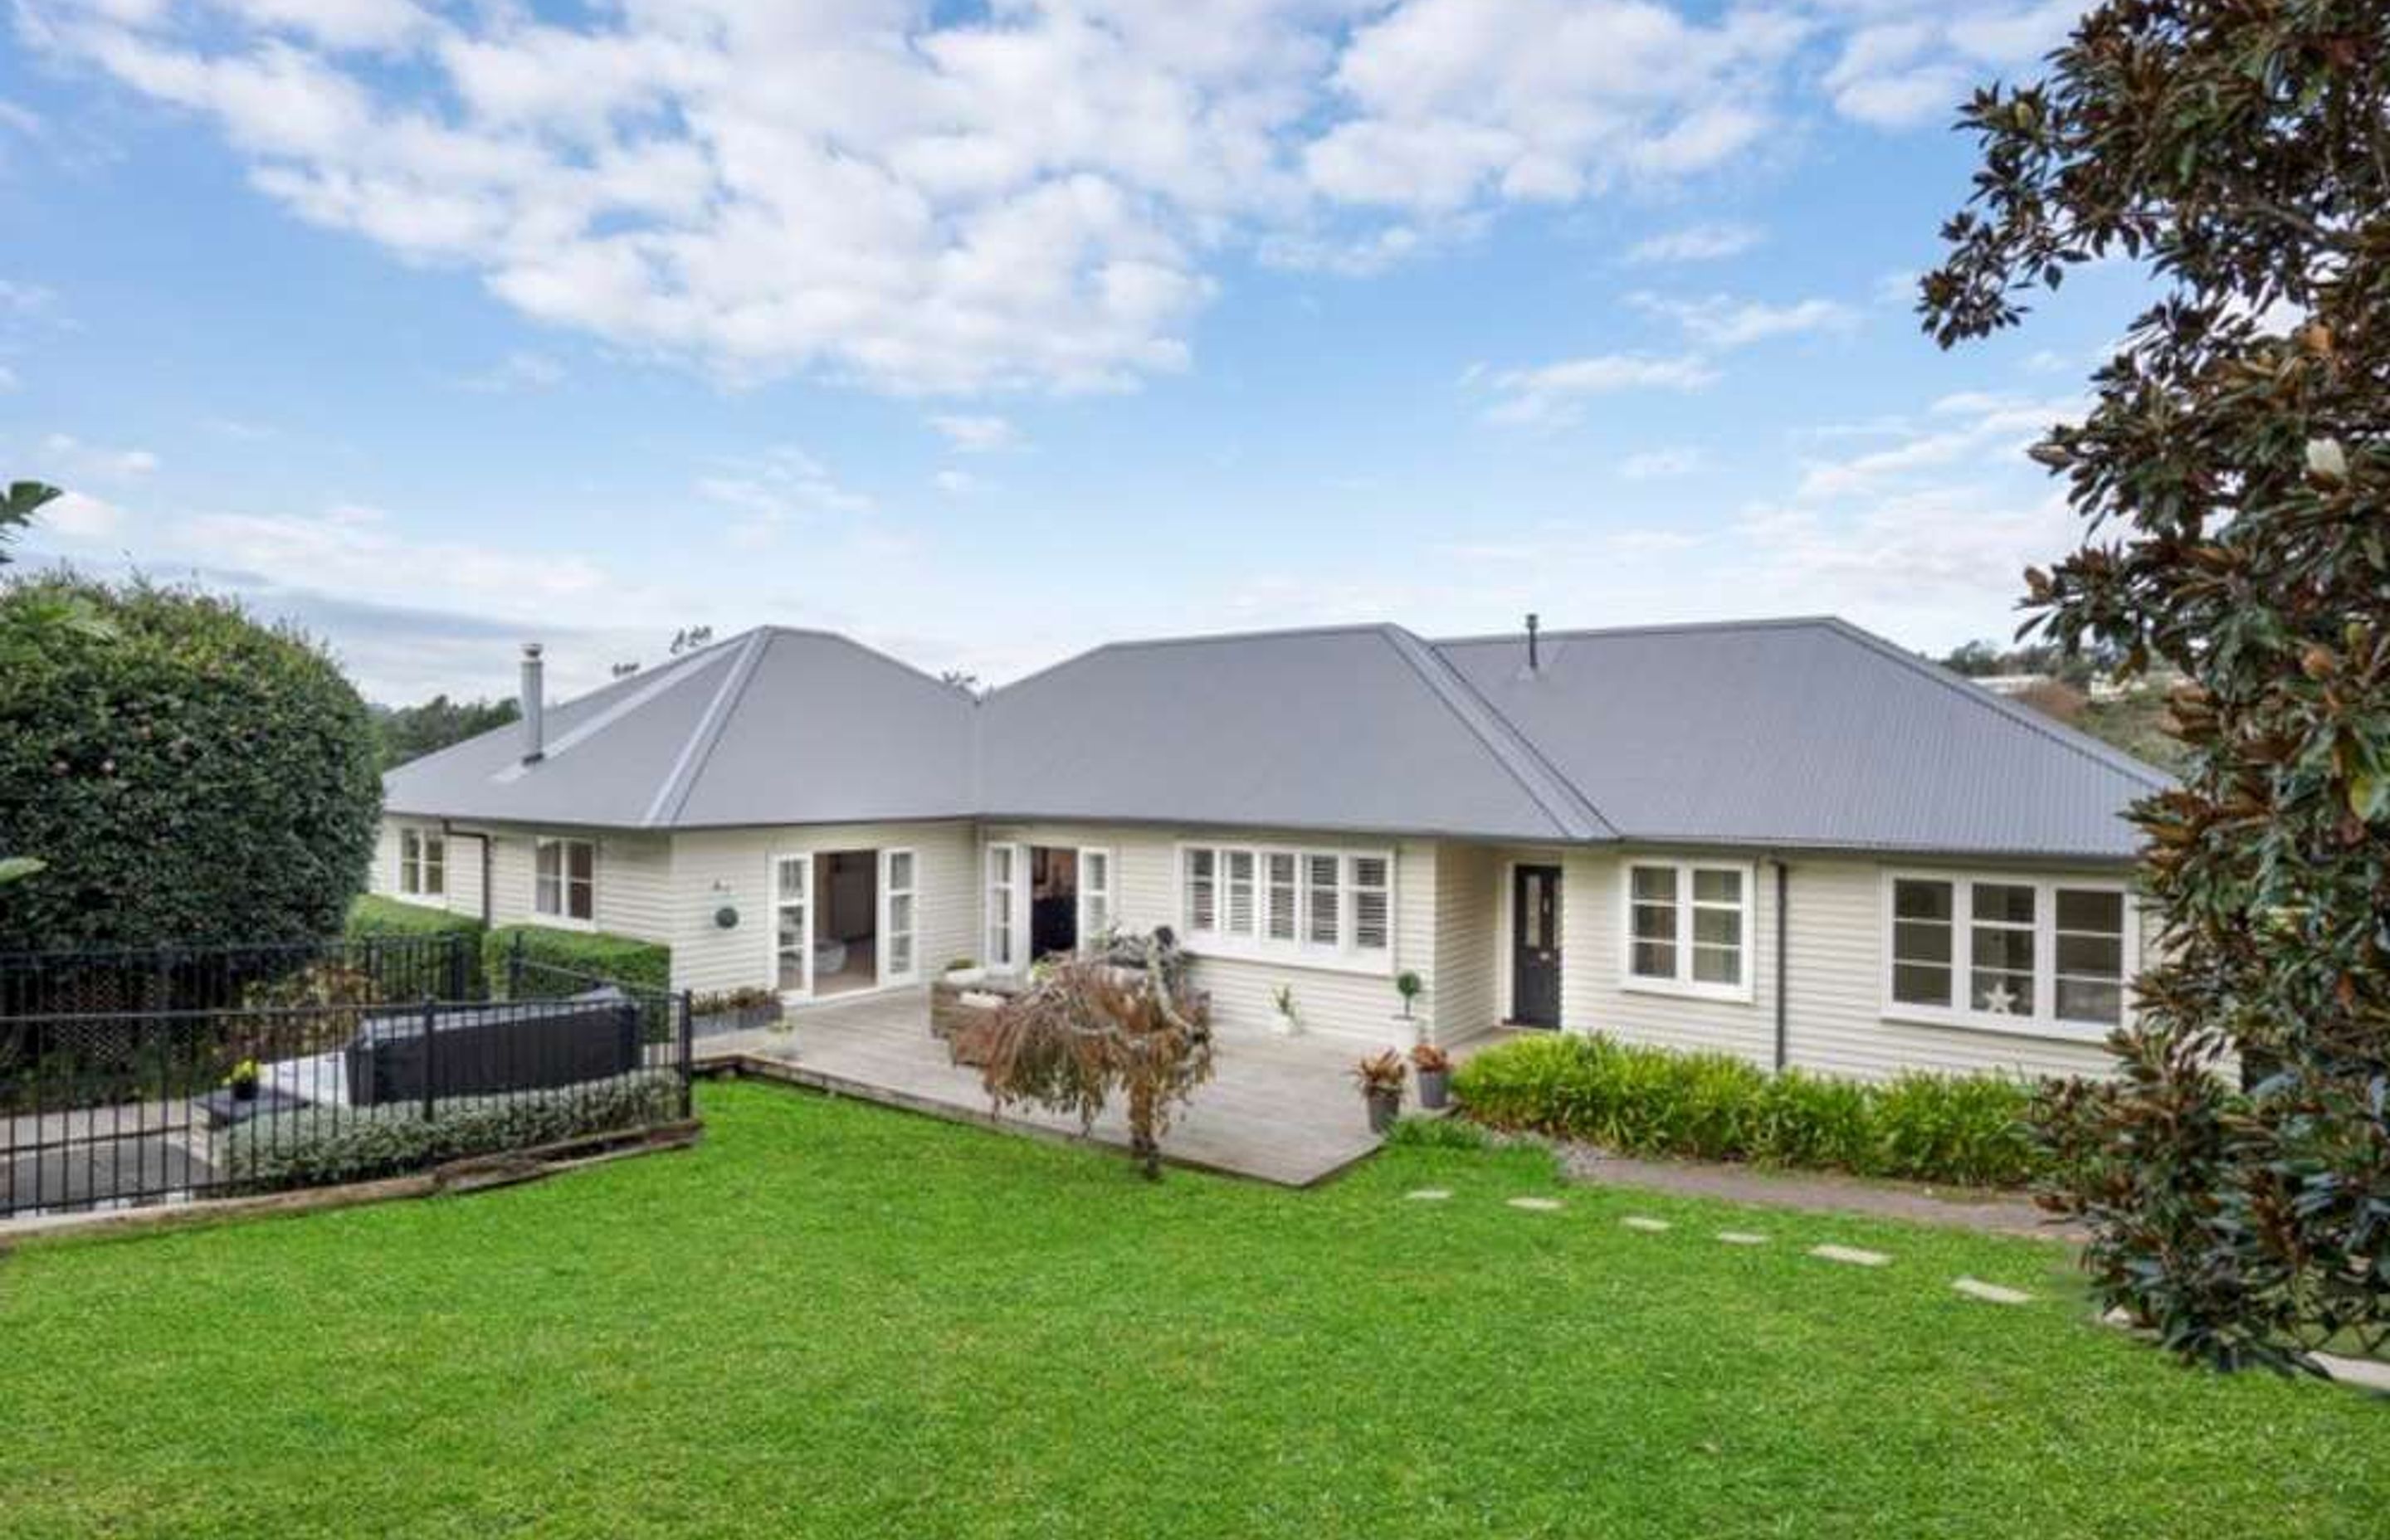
{"left": 1549, "top": 1143, "right": 2074, "bottom": 1241}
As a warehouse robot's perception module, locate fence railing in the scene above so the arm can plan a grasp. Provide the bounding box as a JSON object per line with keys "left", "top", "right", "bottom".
{"left": 0, "top": 933, "right": 480, "bottom": 1019}
{"left": 0, "top": 937, "right": 691, "bottom": 1221}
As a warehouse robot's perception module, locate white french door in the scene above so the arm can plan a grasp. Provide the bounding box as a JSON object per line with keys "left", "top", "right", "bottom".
{"left": 880, "top": 848, "right": 918, "bottom": 984}
{"left": 772, "top": 852, "right": 812, "bottom": 999}
{"left": 986, "top": 842, "right": 1022, "bottom": 972}
{"left": 1077, "top": 847, "right": 1113, "bottom": 948}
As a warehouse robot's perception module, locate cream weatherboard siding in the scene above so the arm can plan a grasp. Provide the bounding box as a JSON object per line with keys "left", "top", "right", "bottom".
{"left": 982, "top": 823, "right": 1444, "bottom": 1045}
{"left": 367, "top": 817, "right": 478, "bottom": 920}
{"left": 668, "top": 821, "right": 979, "bottom": 998}
{"left": 1553, "top": 849, "right": 2126, "bottom": 1083}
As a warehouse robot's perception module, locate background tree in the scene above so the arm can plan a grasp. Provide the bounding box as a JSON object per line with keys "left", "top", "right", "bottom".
{"left": 371, "top": 693, "right": 519, "bottom": 770}
{"left": 0, "top": 575, "right": 382, "bottom": 951}
{"left": 1924, "top": 1, "right": 2388, "bottom": 1371}
{"left": 0, "top": 480, "right": 115, "bottom": 889}
{"left": 957, "top": 931, "right": 1216, "bottom": 1179}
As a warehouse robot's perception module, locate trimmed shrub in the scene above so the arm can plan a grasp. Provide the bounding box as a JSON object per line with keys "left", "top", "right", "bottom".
{"left": 484, "top": 924, "right": 671, "bottom": 997}
{"left": 0, "top": 576, "right": 381, "bottom": 952}
{"left": 1451, "top": 1032, "right": 2046, "bottom": 1189}
{"left": 346, "top": 893, "right": 484, "bottom": 944}
{"left": 217, "top": 1069, "right": 683, "bottom": 1192}
{"left": 1382, "top": 1114, "right": 1490, "bottom": 1152}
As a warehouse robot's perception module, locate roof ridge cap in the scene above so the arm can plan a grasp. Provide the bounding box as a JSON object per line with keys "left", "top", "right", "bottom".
{"left": 1378, "top": 626, "right": 1617, "bottom": 841}
{"left": 643, "top": 629, "right": 775, "bottom": 826}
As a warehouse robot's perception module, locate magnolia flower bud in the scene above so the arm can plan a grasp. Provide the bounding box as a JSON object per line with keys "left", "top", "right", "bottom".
{"left": 2306, "top": 437, "right": 2348, "bottom": 481}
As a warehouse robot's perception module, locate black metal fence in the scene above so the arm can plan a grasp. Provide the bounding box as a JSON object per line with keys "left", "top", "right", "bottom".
{"left": 0, "top": 937, "right": 692, "bottom": 1221}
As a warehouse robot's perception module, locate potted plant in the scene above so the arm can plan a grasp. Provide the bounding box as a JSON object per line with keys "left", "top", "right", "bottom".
{"left": 1351, "top": 1049, "right": 1407, "bottom": 1133}
{"left": 224, "top": 1057, "right": 261, "bottom": 1104}
{"left": 1270, "top": 982, "right": 1300, "bottom": 1036}
{"left": 1394, "top": 970, "right": 1424, "bottom": 1027}
{"left": 1411, "top": 1042, "right": 1451, "bottom": 1110}
{"left": 691, "top": 987, "right": 783, "bottom": 1035}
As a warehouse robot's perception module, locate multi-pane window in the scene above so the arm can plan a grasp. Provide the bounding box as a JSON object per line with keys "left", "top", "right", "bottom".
{"left": 1624, "top": 862, "right": 1751, "bottom": 998}
{"left": 398, "top": 827, "right": 445, "bottom": 899}
{"left": 1182, "top": 846, "right": 1393, "bottom": 965}
{"left": 1265, "top": 853, "right": 1298, "bottom": 942}
{"left": 1885, "top": 875, "right": 2133, "bottom": 1036}
{"left": 1080, "top": 850, "right": 1112, "bottom": 940}
{"left": 987, "top": 845, "right": 1018, "bottom": 969}
{"left": 535, "top": 837, "right": 594, "bottom": 922}
{"left": 885, "top": 850, "right": 916, "bottom": 979}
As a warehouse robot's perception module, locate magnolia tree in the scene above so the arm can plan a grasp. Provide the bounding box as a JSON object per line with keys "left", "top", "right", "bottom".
{"left": 960, "top": 931, "right": 1216, "bottom": 1180}
{"left": 1922, "top": 1, "right": 2388, "bottom": 1371}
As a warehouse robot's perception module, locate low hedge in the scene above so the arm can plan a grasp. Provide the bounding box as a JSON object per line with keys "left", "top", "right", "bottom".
{"left": 346, "top": 893, "right": 485, "bottom": 943}
{"left": 484, "top": 924, "right": 671, "bottom": 998}
{"left": 216, "top": 1069, "right": 683, "bottom": 1192}
{"left": 1451, "top": 1032, "right": 2045, "bottom": 1188}
{"left": 342, "top": 894, "right": 486, "bottom": 1000}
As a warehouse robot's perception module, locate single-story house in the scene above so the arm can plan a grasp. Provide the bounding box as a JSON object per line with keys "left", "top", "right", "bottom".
{"left": 372, "top": 616, "right": 2165, "bottom": 1081}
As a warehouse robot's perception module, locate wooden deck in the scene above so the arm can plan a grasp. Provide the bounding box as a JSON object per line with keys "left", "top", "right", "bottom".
{"left": 692, "top": 987, "right": 1395, "bottom": 1187}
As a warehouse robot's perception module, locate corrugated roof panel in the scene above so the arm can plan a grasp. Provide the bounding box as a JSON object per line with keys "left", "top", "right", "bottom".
{"left": 1433, "top": 618, "right": 2163, "bottom": 858}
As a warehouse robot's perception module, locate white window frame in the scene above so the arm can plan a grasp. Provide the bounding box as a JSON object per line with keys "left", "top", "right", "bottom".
{"left": 1878, "top": 870, "right": 2139, "bottom": 1044}
{"left": 534, "top": 836, "right": 597, "bottom": 928}
{"left": 880, "top": 847, "right": 919, "bottom": 986}
{"left": 1617, "top": 859, "right": 1756, "bottom": 1005}
{"left": 769, "top": 850, "right": 812, "bottom": 999}
{"left": 1077, "top": 847, "right": 1114, "bottom": 948}
{"left": 985, "top": 842, "right": 1022, "bottom": 974}
{"left": 395, "top": 824, "right": 446, "bottom": 904}
{"left": 1176, "top": 842, "right": 1396, "bottom": 976}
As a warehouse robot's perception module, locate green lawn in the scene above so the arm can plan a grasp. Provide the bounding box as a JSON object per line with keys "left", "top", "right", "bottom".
{"left": 2, "top": 1084, "right": 2381, "bottom": 1539}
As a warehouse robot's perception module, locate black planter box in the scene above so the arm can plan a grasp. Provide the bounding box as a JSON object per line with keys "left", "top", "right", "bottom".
{"left": 347, "top": 987, "right": 641, "bottom": 1107}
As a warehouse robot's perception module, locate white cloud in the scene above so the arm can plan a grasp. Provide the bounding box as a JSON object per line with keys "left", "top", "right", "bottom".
{"left": 1794, "top": 391, "right": 2078, "bottom": 500}
{"left": 1478, "top": 352, "right": 1717, "bottom": 426}
{"left": 37, "top": 431, "right": 159, "bottom": 480}
{"left": 1618, "top": 446, "right": 1702, "bottom": 480}
{"left": 928, "top": 414, "right": 1021, "bottom": 453}
{"left": 456, "top": 350, "right": 565, "bottom": 393}
{"left": 1632, "top": 291, "right": 1858, "bottom": 348}
{"left": 932, "top": 469, "right": 978, "bottom": 495}
{"left": 695, "top": 446, "right": 874, "bottom": 548}
{"left": 39, "top": 489, "right": 125, "bottom": 540}
{"left": 0, "top": 363, "right": 17, "bottom": 392}
{"left": 32, "top": 0, "right": 1982, "bottom": 398}
{"left": 1623, "top": 222, "right": 1763, "bottom": 265}
{"left": 1823, "top": 3, "right": 2080, "bottom": 129}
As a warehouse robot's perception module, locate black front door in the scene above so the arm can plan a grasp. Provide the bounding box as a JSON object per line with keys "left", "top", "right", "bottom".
{"left": 1510, "top": 864, "right": 1562, "bottom": 1028}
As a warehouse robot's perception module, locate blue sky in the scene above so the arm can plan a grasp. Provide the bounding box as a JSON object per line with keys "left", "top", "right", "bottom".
{"left": 0, "top": 0, "right": 2149, "bottom": 703}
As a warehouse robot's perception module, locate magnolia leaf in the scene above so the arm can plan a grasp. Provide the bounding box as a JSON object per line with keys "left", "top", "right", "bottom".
{"left": 0, "top": 855, "right": 46, "bottom": 886}
{"left": 2350, "top": 772, "right": 2388, "bottom": 825}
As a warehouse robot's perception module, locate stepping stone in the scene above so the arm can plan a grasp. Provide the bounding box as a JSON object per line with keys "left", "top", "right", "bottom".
{"left": 1953, "top": 1277, "right": 2032, "bottom": 1305}
{"left": 1506, "top": 1196, "right": 1563, "bottom": 1212}
{"left": 1714, "top": 1231, "right": 1768, "bottom": 1245}
{"left": 1621, "top": 1216, "right": 1671, "bottom": 1232}
{"left": 1809, "top": 1244, "right": 1891, "bottom": 1268}
{"left": 1404, "top": 1188, "right": 1452, "bottom": 1201}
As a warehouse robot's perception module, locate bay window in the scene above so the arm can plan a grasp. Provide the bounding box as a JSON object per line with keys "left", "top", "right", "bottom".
{"left": 1181, "top": 844, "right": 1393, "bottom": 969}
{"left": 1885, "top": 873, "right": 2134, "bottom": 1040}
{"left": 1622, "top": 860, "right": 1753, "bottom": 1001}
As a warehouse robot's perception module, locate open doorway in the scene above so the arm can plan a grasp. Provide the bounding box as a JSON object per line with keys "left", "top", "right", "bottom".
{"left": 812, "top": 850, "right": 879, "bottom": 996}
{"left": 773, "top": 846, "right": 918, "bottom": 1001}
{"left": 1030, "top": 847, "right": 1077, "bottom": 960}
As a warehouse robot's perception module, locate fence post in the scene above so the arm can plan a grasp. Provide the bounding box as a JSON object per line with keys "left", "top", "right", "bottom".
{"left": 676, "top": 990, "right": 695, "bottom": 1117}
{"left": 420, "top": 996, "right": 437, "bottom": 1126}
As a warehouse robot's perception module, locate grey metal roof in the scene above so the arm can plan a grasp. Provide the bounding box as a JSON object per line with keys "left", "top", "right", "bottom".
{"left": 1433, "top": 617, "right": 2167, "bottom": 859}
{"left": 384, "top": 615, "right": 2163, "bottom": 858}
{"left": 974, "top": 624, "right": 1612, "bottom": 842}
{"left": 382, "top": 628, "right": 977, "bottom": 829}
